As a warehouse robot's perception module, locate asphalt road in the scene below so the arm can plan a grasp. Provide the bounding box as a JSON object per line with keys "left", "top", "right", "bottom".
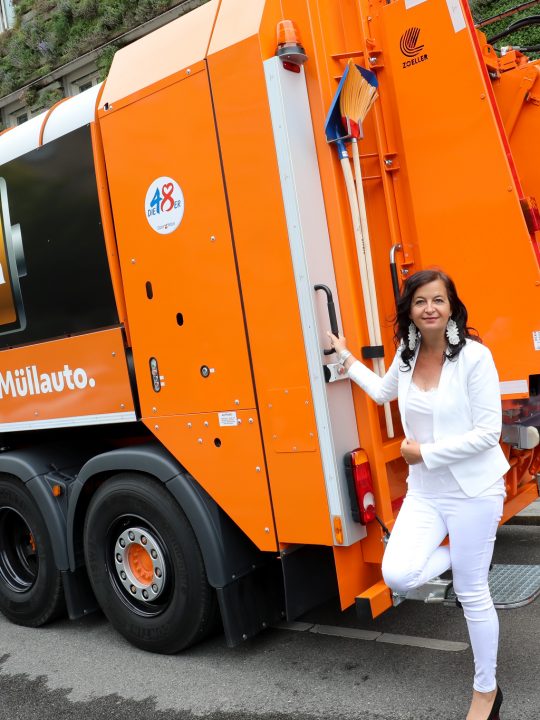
{"left": 0, "top": 523, "right": 538, "bottom": 720}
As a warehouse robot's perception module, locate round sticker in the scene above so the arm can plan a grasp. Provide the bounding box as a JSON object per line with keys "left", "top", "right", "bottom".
{"left": 145, "top": 177, "right": 184, "bottom": 235}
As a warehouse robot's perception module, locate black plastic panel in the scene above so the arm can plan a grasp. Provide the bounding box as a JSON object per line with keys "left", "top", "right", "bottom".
{"left": 281, "top": 545, "right": 338, "bottom": 620}
{"left": 0, "top": 126, "right": 118, "bottom": 348}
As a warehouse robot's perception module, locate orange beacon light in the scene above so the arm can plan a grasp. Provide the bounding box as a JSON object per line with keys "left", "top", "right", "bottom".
{"left": 276, "top": 20, "right": 308, "bottom": 68}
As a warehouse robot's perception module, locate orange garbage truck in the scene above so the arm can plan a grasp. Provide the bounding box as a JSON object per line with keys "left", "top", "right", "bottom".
{"left": 0, "top": 0, "right": 538, "bottom": 654}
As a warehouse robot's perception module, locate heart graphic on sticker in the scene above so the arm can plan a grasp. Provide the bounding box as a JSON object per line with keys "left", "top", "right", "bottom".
{"left": 146, "top": 176, "right": 184, "bottom": 234}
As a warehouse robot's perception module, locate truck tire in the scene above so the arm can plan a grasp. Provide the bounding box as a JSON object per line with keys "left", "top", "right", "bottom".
{"left": 0, "top": 477, "right": 65, "bottom": 626}
{"left": 83, "top": 473, "right": 218, "bottom": 654}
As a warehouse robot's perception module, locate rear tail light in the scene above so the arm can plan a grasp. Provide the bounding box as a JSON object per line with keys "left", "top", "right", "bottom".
{"left": 344, "top": 449, "right": 376, "bottom": 525}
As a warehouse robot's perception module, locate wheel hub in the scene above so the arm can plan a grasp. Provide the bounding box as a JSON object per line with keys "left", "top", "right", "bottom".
{"left": 113, "top": 527, "right": 166, "bottom": 602}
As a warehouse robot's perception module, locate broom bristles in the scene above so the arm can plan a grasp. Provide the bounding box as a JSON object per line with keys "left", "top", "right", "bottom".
{"left": 340, "top": 59, "right": 378, "bottom": 131}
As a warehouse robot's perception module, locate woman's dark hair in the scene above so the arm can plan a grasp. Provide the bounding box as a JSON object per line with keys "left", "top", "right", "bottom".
{"left": 394, "top": 269, "right": 480, "bottom": 369}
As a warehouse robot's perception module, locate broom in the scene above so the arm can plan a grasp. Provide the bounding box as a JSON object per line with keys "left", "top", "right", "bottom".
{"left": 339, "top": 61, "right": 394, "bottom": 438}
{"left": 340, "top": 60, "right": 378, "bottom": 144}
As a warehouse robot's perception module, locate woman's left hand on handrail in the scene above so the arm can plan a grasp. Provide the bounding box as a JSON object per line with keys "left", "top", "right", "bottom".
{"left": 327, "top": 331, "right": 348, "bottom": 355}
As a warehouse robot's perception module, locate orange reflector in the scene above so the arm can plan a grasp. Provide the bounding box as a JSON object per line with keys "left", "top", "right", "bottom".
{"left": 52, "top": 485, "right": 62, "bottom": 497}
{"left": 333, "top": 516, "right": 344, "bottom": 544}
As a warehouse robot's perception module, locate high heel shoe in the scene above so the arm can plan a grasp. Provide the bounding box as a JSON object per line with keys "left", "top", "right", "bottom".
{"left": 487, "top": 686, "right": 503, "bottom": 720}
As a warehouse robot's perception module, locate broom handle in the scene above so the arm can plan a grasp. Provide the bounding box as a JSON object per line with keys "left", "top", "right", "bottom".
{"left": 351, "top": 141, "right": 382, "bottom": 344}
{"left": 340, "top": 155, "right": 394, "bottom": 438}
{"left": 350, "top": 143, "right": 395, "bottom": 439}
{"left": 340, "top": 156, "right": 378, "bottom": 349}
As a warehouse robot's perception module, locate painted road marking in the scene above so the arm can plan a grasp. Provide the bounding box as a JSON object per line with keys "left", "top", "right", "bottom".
{"left": 274, "top": 621, "right": 469, "bottom": 652}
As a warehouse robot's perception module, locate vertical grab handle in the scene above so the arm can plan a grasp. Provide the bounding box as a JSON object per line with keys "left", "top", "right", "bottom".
{"left": 390, "top": 244, "right": 402, "bottom": 307}
{"left": 314, "top": 284, "right": 339, "bottom": 355}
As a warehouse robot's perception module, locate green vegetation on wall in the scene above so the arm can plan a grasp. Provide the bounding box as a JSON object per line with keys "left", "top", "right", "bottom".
{"left": 0, "top": 0, "right": 538, "bottom": 111}
{"left": 470, "top": 0, "right": 540, "bottom": 53}
{"left": 0, "top": 1, "right": 208, "bottom": 101}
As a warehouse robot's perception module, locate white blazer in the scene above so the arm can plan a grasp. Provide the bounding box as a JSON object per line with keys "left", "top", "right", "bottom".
{"left": 347, "top": 339, "right": 510, "bottom": 497}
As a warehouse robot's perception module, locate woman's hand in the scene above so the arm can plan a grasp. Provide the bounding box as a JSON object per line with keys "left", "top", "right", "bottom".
{"left": 327, "top": 331, "right": 348, "bottom": 355}
{"left": 401, "top": 438, "right": 423, "bottom": 465}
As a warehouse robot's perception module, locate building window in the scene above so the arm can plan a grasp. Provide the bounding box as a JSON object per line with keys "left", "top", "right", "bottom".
{"left": 64, "top": 68, "right": 101, "bottom": 97}
{"left": 3, "top": 101, "right": 42, "bottom": 129}
{"left": 0, "top": 0, "right": 15, "bottom": 32}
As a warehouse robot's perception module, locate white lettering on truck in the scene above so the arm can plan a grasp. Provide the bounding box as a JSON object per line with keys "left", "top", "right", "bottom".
{"left": 0, "top": 364, "right": 96, "bottom": 399}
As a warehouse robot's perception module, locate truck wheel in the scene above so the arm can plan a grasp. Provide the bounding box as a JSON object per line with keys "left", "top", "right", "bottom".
{"left": 83, "top": 473, "right": 218, "bottom": 654}
{"left": 0, "top": 477, "right": 65, "bottom": 626}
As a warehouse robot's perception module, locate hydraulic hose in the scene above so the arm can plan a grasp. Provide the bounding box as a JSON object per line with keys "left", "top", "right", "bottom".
{"left": 487, "top": 14, "right": 540, "bottom": 44}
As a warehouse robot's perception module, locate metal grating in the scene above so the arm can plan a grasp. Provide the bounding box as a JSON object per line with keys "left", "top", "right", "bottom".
{"left": 445, "top": 564, "right": 540, "bottom": 609}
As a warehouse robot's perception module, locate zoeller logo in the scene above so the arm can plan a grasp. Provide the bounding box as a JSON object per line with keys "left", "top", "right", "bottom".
{"left": 400, "top": 27, "right": 428, "bottom": 69}
{"left": 0, "top": 364, "right": 96, "bottom": 399}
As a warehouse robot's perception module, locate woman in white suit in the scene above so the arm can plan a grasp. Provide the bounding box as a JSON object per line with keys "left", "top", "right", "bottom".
{"left": 329, "top": 269, "right": 509, "bottom": 720}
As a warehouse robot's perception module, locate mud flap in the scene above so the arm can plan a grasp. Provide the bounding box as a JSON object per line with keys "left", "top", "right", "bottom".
{"left": 216, "top": 558, "right": 285, "bottom": 647}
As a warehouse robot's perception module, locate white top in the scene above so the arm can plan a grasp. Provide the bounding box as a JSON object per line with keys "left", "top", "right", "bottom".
{"left": 405, "top": 381, "right": 505, "bottom": 498}
{"left": 346, "top": 340, "right": 510, "bottom": 497}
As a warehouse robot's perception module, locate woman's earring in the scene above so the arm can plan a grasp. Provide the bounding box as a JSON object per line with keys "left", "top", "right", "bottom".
{"left": 446, "top": 317, "right": 460, "bottom": 345}
{"left": 408, "top": 322, "right": 418, "bottom": 351}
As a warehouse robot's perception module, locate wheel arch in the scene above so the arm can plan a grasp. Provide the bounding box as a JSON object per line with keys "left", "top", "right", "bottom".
{"left": 68, "top": 442, "right": 264, "bottom": 588}
{"left": 0, "top": 445, "right": 94, "bottom": 570}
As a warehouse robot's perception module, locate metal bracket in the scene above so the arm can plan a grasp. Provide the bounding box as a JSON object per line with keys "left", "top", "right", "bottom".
{"left": 323, "top": 362, "right": 349, "bottom": 383}
{"left": 501, "top": 423, "right": 540, "bottom": 450}
{"left": 392, "top": 576, "right": 452, "bottom": 607}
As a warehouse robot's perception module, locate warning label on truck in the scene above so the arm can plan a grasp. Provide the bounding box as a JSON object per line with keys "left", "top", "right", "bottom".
{"left": 533, "top": 331, "right": 540, "bottom": 351}
{"left": 218, "top": 411, "right": 238, "bottom": 427}
{"left": 145, "top": 177, "right": 184, "bottom": 235}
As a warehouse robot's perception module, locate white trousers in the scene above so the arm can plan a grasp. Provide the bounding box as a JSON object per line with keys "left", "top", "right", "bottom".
{"left": 381, "top": 490, "right": 504, "bottom": 692}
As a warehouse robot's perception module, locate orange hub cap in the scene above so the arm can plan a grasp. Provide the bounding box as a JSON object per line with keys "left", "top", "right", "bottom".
{"left": 126, "top": 543, "right": 154, "bottom": 586}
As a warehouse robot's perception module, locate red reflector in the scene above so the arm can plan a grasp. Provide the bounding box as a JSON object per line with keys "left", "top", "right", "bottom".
{"left": 282, "top": 61, "right": 301, "bottom": 73}
{"left": 520, "top": 196, "right": 540, "bottom": 233}
{"left": 350, "top": 449, "right": 376, "bottom": 525}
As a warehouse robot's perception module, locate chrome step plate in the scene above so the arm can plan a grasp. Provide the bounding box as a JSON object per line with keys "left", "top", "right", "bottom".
{"left": 445, "top": 564, "right": 540, "bottom": 609}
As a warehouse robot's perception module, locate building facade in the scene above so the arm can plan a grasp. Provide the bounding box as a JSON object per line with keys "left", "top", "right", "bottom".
{"left": 0, "top": 0, "right": 208, "bottom": 128}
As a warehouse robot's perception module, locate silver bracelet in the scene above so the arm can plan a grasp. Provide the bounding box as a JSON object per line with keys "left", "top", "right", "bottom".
{"left": 338, "top": 350, "right": 352, "bottom": 363}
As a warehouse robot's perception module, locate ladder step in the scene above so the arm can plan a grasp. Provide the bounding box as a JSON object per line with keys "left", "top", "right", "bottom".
{"left": 445, "top": 564, "right": 540, "bottom": 609}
